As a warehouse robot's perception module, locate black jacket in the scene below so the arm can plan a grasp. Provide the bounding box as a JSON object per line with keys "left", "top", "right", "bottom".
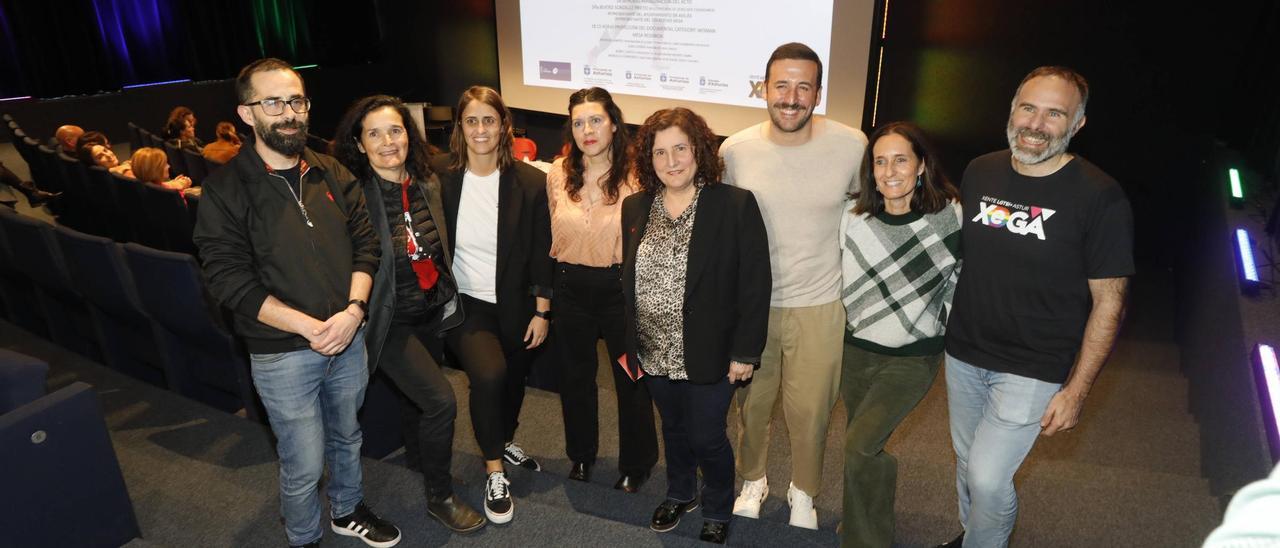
{"left": 621, "top": 184, "right": 771, "bottom": 384}
{"left": 362, "top": 172, "right": 462, "bottom": 371}
{"left": 432, "top": 156, "right": 553, "bottom": 349}
{"left": 194, "top": 143, "right": 379, "bottom": 353}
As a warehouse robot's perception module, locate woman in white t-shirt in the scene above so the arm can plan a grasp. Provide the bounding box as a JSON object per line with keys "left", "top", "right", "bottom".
{"left": 431, "top": 85, "right": 553, "bottom": 526}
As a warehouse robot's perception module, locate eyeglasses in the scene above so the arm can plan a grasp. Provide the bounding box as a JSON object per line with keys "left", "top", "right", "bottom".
{"left": 244, "top": 96, "right": 311, "bottom": 116}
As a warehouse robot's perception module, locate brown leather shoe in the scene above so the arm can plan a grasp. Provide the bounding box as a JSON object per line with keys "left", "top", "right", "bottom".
{"left": 426, "top": 493, "right": 486, "bottom": 533}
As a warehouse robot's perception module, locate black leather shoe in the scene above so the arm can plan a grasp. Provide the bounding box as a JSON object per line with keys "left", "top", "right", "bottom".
{"left": 650, "top": 498, "right": 699, "bottom": 532}
{"left": 290, "top": 542, "right": 319, "bottom": 548}
{"left": 614, "top": 472, "right": 649, "bottom": 493}
{"left": 936, "top": 532, "right": 964, "bottom": 548}
{"left": 569, "top": 461, "right": 591, "bottom": 482}
{"left": 699, "top": 520, "right": 729, "bottom": 544}
{"left": 426, "top": 493, "right": 486, "bottom": 533}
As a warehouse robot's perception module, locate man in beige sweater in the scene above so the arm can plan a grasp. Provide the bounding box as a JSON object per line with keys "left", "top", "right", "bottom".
{"left": 721, "top": 42, "right": 867, "bottom": 530}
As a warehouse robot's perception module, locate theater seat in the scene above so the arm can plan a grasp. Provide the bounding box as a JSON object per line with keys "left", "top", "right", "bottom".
{"left": 0, "top": 349, "right": 141, "bottom": 547}
{"left": 122, "top": 243, "right": 263, "bottom": 420}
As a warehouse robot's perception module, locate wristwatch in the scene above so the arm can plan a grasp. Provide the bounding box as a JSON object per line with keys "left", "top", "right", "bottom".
{"left": 533, "top": 309, "right": 553, "bottom": 320}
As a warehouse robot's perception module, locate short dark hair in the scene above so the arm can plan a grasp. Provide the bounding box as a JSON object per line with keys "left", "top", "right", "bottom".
{"left": 1015, "top": 66, "right": 1089, "bottom": 122}
{"left": 764, "top": 42, "right": 823, "bottom": 88}
{"left": 632, "top": 107, "right": 723, "bottom": 195}
{"left": 332, "top": 94, "right": 433, "bottom": 183}
{"left": 852, "top": 121, "right": 958, "bottom": 216}
{"left": 448, "top": 86, "right": 515, "bottom": 173}
{"left": 235, "top": 58, "right": 300, "bottom": 105}
{"left": 562, "top": 87, "right": 632, "bottom": 205}
{"left": 75, "top": 130, "right": 109, "bottom": 151}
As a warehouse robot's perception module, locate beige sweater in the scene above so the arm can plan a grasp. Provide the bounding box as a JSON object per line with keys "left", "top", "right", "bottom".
{"left": 720, "top": 117, "right": 867, "bottom": 307}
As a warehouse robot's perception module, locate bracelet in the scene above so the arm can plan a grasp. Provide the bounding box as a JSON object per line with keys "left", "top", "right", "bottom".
{"left": 348, "top": 298, "right": 369, "bottom": 315}
{"left": 533, "top": 309, "right": 553, "bottom": 320}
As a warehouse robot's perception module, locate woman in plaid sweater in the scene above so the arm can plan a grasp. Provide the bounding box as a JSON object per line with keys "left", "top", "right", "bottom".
{"left": 838, "top": 121, "right": 962, "bottom": 548}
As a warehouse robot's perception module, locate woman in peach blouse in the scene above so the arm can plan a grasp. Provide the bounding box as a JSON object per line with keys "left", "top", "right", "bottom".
{"left": 548, "top": 87, "right": 657, "bottom": 492}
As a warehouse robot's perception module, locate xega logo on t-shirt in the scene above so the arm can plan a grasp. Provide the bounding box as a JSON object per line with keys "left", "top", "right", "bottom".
{"left": 971, "top": 197, "right": 1056, "bottom": 240}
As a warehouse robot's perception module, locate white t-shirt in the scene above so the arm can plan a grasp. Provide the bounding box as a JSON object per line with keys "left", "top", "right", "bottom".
{"left": 452, "top": 168, "right": 501, "bottom": 303}
{"left": 721, "top": 117, "right": 868, "bottom": 308}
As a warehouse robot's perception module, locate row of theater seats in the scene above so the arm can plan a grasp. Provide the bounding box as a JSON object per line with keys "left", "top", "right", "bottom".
{"left": 4, "top": 116, "right": 199, "bottom": 255}
{"left": 126, "top": 120, "right": 225, "bottom": 186}
{"left": 0, "top": 206, "right": 263, "bottom": 422}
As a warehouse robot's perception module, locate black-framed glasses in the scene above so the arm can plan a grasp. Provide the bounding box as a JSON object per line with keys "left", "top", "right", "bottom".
{"left": 244, "top": 96, "right": 311, "bottom": 116}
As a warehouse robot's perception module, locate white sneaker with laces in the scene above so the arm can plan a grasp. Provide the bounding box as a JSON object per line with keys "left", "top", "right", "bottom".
{"left": 787, "top": 482, "right": 818, "bottom": 530}
{"left": 732, "top": 477, "right": 768, "bottom": 518}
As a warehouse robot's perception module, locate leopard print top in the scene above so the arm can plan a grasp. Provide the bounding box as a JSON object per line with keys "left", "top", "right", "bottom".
{"left": 635, "top": 186, "right": 702, "bottom": 379}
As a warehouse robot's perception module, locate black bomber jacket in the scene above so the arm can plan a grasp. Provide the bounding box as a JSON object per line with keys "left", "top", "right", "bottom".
{"left": 193, "top": 142, "right": 380, "bottom": 353}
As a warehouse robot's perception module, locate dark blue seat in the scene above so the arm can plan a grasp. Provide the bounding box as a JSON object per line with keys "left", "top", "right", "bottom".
{"left": 56, "top": 225, "right": 172, "bottom": 389}
{"left": 127, "top": 121, "right": 143, "bottom": 151}
{"left": 138, "top": 182, "right": 196, "bottom": 254}
{"left": 86, "top": 166, "right": 139, "bottom": 243}
{"left": 0, "top": 211, "right": 100, "bottom": 360}
{"left": 0, "top": 349, "right": 141, "bottom": 547}
{"left": 0, "top": 207, "right": 46, "bottom": 334}
{"left": 58, "top": 151, "right": 108, "bottom": 236}
{"left": 163, "top": 140, "right": 189, "bottom": 178}
{"left": 122, "top": 243, "right": 262, "bottom": 420}
{"left": 181, "top": 146, "right": 208, "bottom": 186}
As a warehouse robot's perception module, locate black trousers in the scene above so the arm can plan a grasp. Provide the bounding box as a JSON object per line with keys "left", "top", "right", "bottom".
{"left": 379, "top": 322, "right": 457, "bottom": 498}
{"left": 445, "top": 294, "right": 532, "bottom": 461}
{"left": 554, "top": 262, "right": 658, "bottom": 475}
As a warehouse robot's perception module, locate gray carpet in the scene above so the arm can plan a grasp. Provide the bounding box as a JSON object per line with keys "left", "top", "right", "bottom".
{"left": 0, "top": 222, "right": 1222, "bottom": 546}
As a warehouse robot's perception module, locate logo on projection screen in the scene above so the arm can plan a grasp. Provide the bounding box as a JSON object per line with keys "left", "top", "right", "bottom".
{"left": 539, "top": 61, "right": 572, "bottom": 81}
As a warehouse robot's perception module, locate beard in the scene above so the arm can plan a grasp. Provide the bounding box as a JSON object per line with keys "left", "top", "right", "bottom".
{"left": 255, "top": 117, "right": 309, "bottom": 157}
{"left": 1006, "top": 117, "right": 1073, "bottom": 165}
{"left": 768, "top": 101, "right": 814, "bottom": 133}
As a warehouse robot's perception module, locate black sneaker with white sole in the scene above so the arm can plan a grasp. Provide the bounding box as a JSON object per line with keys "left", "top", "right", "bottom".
{"left": 331, "top": 502, "right": 402, "bottom": 548}
{"left": 484, "top": 471, "right": 514, "bottom": 524}
{"left": 502, "top": 441, "right": 542, "bottom": 471}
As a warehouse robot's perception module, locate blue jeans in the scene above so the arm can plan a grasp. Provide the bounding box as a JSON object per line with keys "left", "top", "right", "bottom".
{"left": 252, "top": 329, "right": 369, "bottom": 546}
{"left": 945, "top": 353, "right": 1061, "bottom": 548}
{"left": 646, "top": 375, "right": 736, "bottom": 522}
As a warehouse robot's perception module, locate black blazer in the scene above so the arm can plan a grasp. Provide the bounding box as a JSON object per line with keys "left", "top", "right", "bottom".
{"left": 361, "top": 172, "right": 462, "bottom": 372}
{"left": 621, "top": 183, "right": 771, "bottom": 384}
{"left": 432, "top": 155, "right": 553, "bottom": 350}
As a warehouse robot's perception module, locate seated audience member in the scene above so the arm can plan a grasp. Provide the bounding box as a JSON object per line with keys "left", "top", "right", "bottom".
{"left": 131, "top": 147, "right": 196, "bottom": 195}
{"left": 74, "top": 130, "right": 111, "bottom": 152}
{"left": 79, "top": 143, "right": 133, "bottom": 178}
{"left": 0, "top": 161, "right": 58, "bottom": 207}
{"left": 202, "top": 121, "right": 242, "bottom": 164}
{"left": 53, "top": 125, "right": 85, "bottom": 154}
{"left": 164, "top": 106, "right": 204, "bottom": 152}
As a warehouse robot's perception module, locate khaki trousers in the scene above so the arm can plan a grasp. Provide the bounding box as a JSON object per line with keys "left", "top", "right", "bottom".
{"left": 735, "top": 299, "right": 844, "bottom": 496}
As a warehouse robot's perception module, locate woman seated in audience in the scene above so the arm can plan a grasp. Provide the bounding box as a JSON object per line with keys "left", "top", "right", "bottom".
{"left": 548, "top": 87, "right": 657, "bottom": 491}
{"left": 837, "top": 121, "right": 961, "bottom": 548}
{"left": 164, "top": 106, "right": 204, "bottom": 152}
{"left": 202, "top": 122, "right": 242, "bottom": 164}
{"left": 332, "top": 94, "right": 485, "bottom": 534}
{"left": 78, "top": 142, "right": 133, "bottom": 178}
{"left": 74, "top": 130, "right": 111, "bottom": 153}
{"left": 623, "top": 107, "right": 770, "bottom": 545}
{"left": 130, "top": 147, "right": 196, "bottom": 195}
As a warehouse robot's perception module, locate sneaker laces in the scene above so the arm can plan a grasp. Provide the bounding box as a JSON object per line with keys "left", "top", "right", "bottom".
{"left": 505, "top": 442, "right": 529, "bottom": 462}
{"left": 486, "top": 472, "right": 510, "bottom": 500}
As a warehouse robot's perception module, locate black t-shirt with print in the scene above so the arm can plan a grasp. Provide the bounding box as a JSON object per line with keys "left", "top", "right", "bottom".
{"left": 945, "top": 150, "right": 1134, "bottom": 383}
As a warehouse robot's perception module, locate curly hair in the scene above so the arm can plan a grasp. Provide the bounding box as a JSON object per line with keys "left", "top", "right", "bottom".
{"left": 631, "top": 107, "right": 723, "bottom": 195}
{"left": 448, "top": 86, "right": 515, "bottom": 173}
{"left": 852, "top": 121, "right": 958, "bottom": 216}
{"left": 214, "top": 121, "right": 241, "bottom": 145}
{"left": 164, "top": 106, "right": 194, "bottom": 140}
{"left": 332, "top": 95, "right": 432, "bottom": 183}
{"left": 561, "top": 87, "right": 631, "bottom": 205}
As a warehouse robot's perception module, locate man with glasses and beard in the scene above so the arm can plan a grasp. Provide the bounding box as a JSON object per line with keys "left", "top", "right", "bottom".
{"left": 194, "top": 58, "right": 401, "bottom": 548}
{"left": 935, "top": 66, "right": 1133, "bottom": 548}
{"left": 720, "top": 42, "right": 866, "bottom": 530}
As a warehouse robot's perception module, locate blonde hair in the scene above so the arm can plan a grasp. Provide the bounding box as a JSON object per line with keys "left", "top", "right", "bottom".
{"left": 130, "top": 147, "right": 169, "bottom": 183}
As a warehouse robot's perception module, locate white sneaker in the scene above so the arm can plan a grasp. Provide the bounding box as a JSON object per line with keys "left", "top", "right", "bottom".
{"left": 732, "top": 477, "right": 768, "bottom": 518}
{"left": 787, "top": 482, "right": 818, "bottom": 530}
